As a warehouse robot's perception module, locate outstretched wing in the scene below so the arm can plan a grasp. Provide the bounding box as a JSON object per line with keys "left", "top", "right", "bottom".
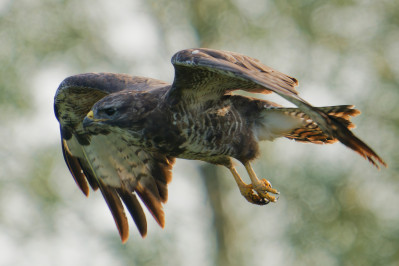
{"left": 54, "top": 72, "right": 173, "bottom": 242}
{"left": 168, "top": 48, "right": 386, "bottom": 168}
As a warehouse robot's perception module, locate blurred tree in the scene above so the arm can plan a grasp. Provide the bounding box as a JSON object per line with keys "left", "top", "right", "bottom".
{"left": 0, "top": 0, "right": 115, "bottom": 112}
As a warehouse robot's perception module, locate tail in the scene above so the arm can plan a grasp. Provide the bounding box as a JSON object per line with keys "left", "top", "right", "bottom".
{"left": 257, "top": 105, "right": 386, "bottom": 168}
{"left": 284, "top": 105, "right": 359, "bottom": 144}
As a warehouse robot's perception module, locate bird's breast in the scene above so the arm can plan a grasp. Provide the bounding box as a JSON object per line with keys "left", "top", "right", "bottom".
{"left": 166, "top": 103, "right": 254, "bottom": 160}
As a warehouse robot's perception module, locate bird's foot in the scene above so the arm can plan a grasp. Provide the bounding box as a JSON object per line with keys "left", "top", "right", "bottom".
{"left": 229, "top": 165, "right": 279, "bottom": 205}
{"left": 253, "top": 178, "right": 279, "bottom": 203}
{"left": 239, "top": 180, "right": 279, "bottom": 205}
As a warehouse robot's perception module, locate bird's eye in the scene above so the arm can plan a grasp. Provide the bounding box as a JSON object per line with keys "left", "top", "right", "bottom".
{"left": 103, "top": 108, "right": 117, "bottom": 116}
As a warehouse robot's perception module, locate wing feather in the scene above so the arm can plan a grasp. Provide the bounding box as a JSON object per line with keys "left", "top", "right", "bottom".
{"left": 97, "top": 179, "right": 129, "bottom": 243}
{"left": 77, "top": 157, "right": 99, "bottom": 191}
{"left": 61, "top": 139, "right": 90, "bottom": 196}
{"left": 150, "top": 155, "right": 175, "bottom": 203}
{"left": 54, "top": 73, "right": 174, "bottom": 242}
{"left": 135, "top": 182, "right": 165, "bottom": 228}
{"left": 116, "top": 188, "right": 147, "bottom": 237}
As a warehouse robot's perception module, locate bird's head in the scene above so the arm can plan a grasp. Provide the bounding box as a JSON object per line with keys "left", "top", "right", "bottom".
{"left": 83, "top": 91, "right": 145, "bottom": 134}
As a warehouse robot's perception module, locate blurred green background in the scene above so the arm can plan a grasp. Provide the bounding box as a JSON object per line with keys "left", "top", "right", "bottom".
{"left": 1, "top": 0, "right": 398, "bottom": 265}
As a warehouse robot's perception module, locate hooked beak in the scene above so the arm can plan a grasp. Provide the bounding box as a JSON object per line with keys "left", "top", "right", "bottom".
{"left": 83, "top": 110, "right": 108, "bottom": 128}
{"left": 86, "top": 110, "right": 94, "bottom": 120}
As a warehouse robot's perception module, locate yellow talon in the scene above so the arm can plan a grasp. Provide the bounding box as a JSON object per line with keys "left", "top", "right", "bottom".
{"left": 229, "top": 164, "right": 279, "bottom": 205}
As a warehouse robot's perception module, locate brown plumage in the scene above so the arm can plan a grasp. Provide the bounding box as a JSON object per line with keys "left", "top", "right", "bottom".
{"left": 54, "top": 48, "right": 386, "bottom": 243}
{"left": 284, "top": 105, "right": 360, "bottom": 144}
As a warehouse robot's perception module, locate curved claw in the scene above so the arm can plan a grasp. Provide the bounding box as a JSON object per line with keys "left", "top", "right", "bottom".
{"left": 254, "top": 179, "right": 280, "bottom": 202}
{"left": 245, "top": 190, "right": 270, "bottom": 205}
{"left": 252, "top": 196, "right": 270, "bottom": 206}
{"left": 228, "top": 165, "right": 279, "bottom": 206}
{"left": 239, "top": 183, "right": 276, "bottom": 205}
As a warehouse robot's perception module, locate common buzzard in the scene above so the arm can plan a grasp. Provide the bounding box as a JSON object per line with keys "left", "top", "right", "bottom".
{"left": 54, "top": 48, "right": 386, "bottom": 242}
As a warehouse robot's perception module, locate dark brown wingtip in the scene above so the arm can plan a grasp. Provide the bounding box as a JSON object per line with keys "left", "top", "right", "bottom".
{"left": 97, "top": 180, "right": 130, "bottom": 243}
{"left": 116, "top": 188, "right": 148, "bottom": 238}
{"left": 61, "top": 140, "right": 90, "bottom": 197}
{"left": 135, "top": 183, "right": 166, "bottom": 229}
{"left": 120, "top": 234, "right": 129, "bottom": 244}
{"left": 330, "top": 116, "right": 387, "bottom": 169}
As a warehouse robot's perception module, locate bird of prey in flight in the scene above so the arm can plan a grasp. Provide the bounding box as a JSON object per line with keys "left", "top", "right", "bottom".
{"left": 54, "top": 48, "right": 386, "bottom": 242}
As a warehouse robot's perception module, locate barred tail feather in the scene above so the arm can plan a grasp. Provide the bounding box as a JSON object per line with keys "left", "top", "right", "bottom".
{"left": 282, "top": 105, "right": 386, "bottom": 168}
{"left": 285, "top": 105, "right": 359, "bottom": 144}
{"left": 258, "top": 105, "right": 386, "bottom": 168}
